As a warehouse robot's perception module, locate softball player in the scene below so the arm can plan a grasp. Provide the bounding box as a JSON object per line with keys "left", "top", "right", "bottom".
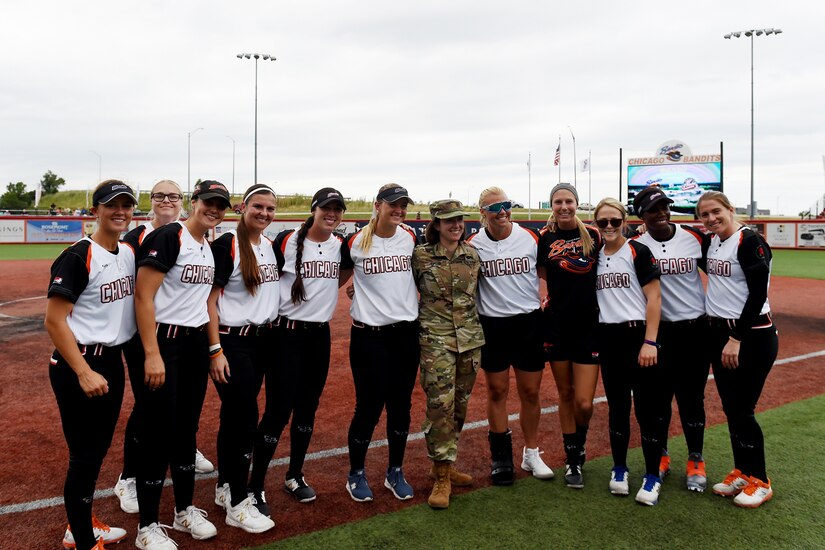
{"left": 413, "top": 199, "right": 484, "bottom": 509}
{"left": 45, "top": 180, "right": 137, "bottom": 550}
{"left": 343, "top": 184, "right": 420, "bottom": 502}
{"left": 132, "top": 180, "right": 231, "bottom": 549}
{"left": 248, "top": 187, "right": 353, "bottom": 505}
{"left": 697, "top": 191, "right": 778, "bottom": 508}
{"left": 116, "top": 179, "right": 190, "bottom": 515}
{"left": 633, "top": 186, "right": 711, "bottom": 492}
{"left": 538, "top": 183, "right": 602, "bottom": 489}
{"left": 207, "top": 184, "right": 280, "bottom": 533}
{"left": 593, "top": 197, "right": 669, "bottom": 506}
{"left": 467, "top": 186, "right": 553, "bottom": 486}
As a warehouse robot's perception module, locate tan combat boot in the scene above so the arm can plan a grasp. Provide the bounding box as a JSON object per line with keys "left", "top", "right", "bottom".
{"left": 429, "top": 463, "right": 473, "bottom": 487}
{"left": 428, "top": 461, "right": 452, "bottom": 509}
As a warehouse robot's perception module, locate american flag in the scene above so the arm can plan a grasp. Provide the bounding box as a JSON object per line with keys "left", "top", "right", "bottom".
{"left": 553, "top": 144, "right": 560, "bottom": 166}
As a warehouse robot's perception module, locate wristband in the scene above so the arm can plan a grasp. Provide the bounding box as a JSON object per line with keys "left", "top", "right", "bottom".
{"left": 643, "top": 339, "right": 661, "bottom": 349}
{"left": 728, "top": 336, "right": 741, "bottom": 344}
{"left": 208, "top": 343, "right": 221, "bottom": 353}
{"left": 209, "top": 348, "right": 223, "bottom": 359}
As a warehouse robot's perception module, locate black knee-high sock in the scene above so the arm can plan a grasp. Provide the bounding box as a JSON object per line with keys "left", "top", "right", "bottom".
{"left": 170, "top": 462, "right": 195, "bottom": 511}
{"left": 287, "top": 424, "right": 313, "bottom": 479}
{"left": 249, "top": 434, "right": 279, "bottom": 491}
{"left": 563, "top": 432, "right": 580, "bottom": 465}
{"left": 387, "top": 428, "right": 410, "bottom": 469}
{"left": 65, "top": 460, "right": 98, "bottom": 550}
{"left": 348, "top": 430, "right": 371, "bottom": 473}
{"left": 576, "top": 424, "right": 589, "bottom": 462}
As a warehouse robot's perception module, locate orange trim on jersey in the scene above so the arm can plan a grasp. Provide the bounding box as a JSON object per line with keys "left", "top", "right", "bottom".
{"left": 347, "top": 230, "right": 361, "bottom": 250}
{"left": 682, "top": 224, "right": 705, "bottom": 246}
{"left": 230, "top": 234, "right": 236, "bottom": 262}
{"left": 520, "top": 225, "right": 539, "bottom": 244}
{"left": 628, "top": 242, "right": 637, "bottom": 259}
{"left": 85, "top": 242, "right": 93, "bottom": 273}
{"left": 121, "top": 241, "right": 135, "bottom": 254}
{"left": 466, "top": 232, "right": 477, "bottom": 242}
{"left": 738, "top": 229, "right": 745, "bottom": 246}
{"left": 400, "top": 223, "right": 417, "bottom": 244}
{"left": 280, "top": 230, "right": 295, "bottom": 254}
{"left": 137, "top": 226, "right": 148, "bottom": 245}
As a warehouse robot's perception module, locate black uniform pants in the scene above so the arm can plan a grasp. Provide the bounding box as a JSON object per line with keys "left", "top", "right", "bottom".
{"left": 50, "top": 344, "right": 124, "bottom": 550}
{"left": 250, "top": 321, "right": 330, "bottom": 490}
{"left": 213, "top": 327, "right": 271, "bottom": 506}
{"left": 659, "top": 317, "right": 710, "bottom": 455}
{"left": 709, "top": 320, "right": 778, "bottom": 482}
{"left": 347, "top": 320, "right": 420, "bottom": 472}
{"left": 599, "top": 323, "right": 670, "bottom": 477}
{"left": 133, "top": 326, "right": 209, "bottom": 527}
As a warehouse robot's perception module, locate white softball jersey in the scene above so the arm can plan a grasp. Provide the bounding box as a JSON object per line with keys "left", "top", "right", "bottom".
{"left": 596, "top": 239, "right": 660, "bottom": 324}
{"left": 48, "top": 237, "right": 137, "bottom": 346}
{"left": 212, "top": 231, "right": 283, "bottom": 326}
{"left": 138, "top": 221, "right": 215, "bottom": 327}
{"left": 467, "top": 223, "right": 541, "bottom": 317}
{"left": 705, "top": 226, "right": 771, "bottom": 319}
{"left": 277, "top": 227, "right": 353, "bottom": 323}
{"left": 634, "top": 224, "right": 706, "bottom": 322}
{"left": 347, "top": 225, "right": 418, "bottom": 325}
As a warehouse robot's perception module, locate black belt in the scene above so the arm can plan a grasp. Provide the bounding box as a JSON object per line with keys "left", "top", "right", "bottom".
{"left": 156, "top": 323, "right": 206, "bottom": 338}
{"left": 707, "top": 313, "right": 773, "bottom": 330}
{"left": 662, "top": 315, "right": 707, "bottom": 327}
{"left": 78, "top": 342, "right": 121, "bottom": 356}
{"left": 352, "top": 319, "right": 416, "bottom": 331}
{"left": 600, "top": 320, "right": 646, "bottom": 328}
{"left": 219, "top": 319, "right": 278, "bottom": 336}
{"left": 281, "top": 318, "right": 329, "bottom": 330}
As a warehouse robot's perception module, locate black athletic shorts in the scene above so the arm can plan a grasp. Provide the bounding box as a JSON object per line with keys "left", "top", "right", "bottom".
{"left": 542, "top": 308, "right": 600, "bottom": 365}
{"left": 479, "top": 309, "right": 545, "bottom": 373}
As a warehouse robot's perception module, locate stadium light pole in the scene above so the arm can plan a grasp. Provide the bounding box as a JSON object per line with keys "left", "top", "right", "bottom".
{"left": 236, "top": 53, "right": 276, "bottom": 185}
{"left": 88, "top": 151, "right": 102, "bottom": 208}
{"left": 568, "top": 126, "right": 577, "bottom": 188}
{"left": 226, "top": 135, "right": 236, "bottom": 197}
{"left": 187, "top": 127, "right": 204, "bottom": 200}
{"left": 724, "top": 28, "right": 782, "bottom": 219}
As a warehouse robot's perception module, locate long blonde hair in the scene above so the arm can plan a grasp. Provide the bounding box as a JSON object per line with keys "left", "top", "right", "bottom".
{"left": 544, "top": 210, "right": 595, "bottom": 257}
{"left": 359, "top": 183, "right": 403, "bottom": 251}
{"left": 478, "top": 186, "right": 507, "bottom": 228}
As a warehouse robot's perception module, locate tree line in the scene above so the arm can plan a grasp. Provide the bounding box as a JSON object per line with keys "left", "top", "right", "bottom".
{"left": 0, "top": 171, "right": 66, "bottom": 209}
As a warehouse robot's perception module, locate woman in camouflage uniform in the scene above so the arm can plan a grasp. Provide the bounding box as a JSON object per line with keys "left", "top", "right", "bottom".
{"left": 412, "top": 199, "right": 485, "bottom": 509}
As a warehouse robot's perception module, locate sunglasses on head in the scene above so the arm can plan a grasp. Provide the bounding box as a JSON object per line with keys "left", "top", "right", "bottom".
{"left": 481, "top": 200, "right": 513, "bottom": 213}
{"left": 595, "top": 218, "right": 623, "bottom": 229}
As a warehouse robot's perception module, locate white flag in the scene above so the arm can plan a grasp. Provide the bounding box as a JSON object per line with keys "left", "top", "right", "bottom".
{"left": 580, "top": 158, "right": 590, "bottom": 172}
{"left": 34, "top": 181, "right": 42, "bottom": 207}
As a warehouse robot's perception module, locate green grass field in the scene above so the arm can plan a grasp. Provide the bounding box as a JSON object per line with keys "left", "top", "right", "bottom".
{"left": 254, "top": 394, "right": 825, "bottom": 550}
{"left": 2, "top": 243, "right": 823, "bottom": 280}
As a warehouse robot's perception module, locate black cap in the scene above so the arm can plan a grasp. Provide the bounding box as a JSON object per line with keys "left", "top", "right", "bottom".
{"left": 311, "top": 187, "right": 346, "bottom": 210}
{"left": 192, "top": 180, "right": 232, "bottom": 208}
{"left": 634, "top": 186, "right": 674, "bottom": 216}
{"left": 377, "top": 185, "right": 414, "bottom": 204}
{"left": 93, "top": 180, "right": 137, "bottom": 206}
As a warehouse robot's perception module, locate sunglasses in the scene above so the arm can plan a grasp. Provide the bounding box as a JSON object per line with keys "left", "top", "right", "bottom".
{"left": 151, "top": 193, "right": 182, "bottom": 203}
{"left": 595, "top": 218, "right": 623, "bottom": 229}
{"left": 481, "top": 200, "right": 513, "bottom": 213}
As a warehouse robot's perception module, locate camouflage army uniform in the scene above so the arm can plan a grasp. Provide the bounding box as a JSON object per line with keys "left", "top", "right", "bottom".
{"left": 412, "top": 239, "right": 485, "bottom": 463}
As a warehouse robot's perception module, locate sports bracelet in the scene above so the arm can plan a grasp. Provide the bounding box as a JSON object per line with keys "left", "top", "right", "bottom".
{"left": 643, "top": 339, "right": 661, "bottom": 349}
{"left": 209, "top": 349, "right": 224, "bottom": 359}
{"left": 208, "top": 343, "right": 221, "bottom": 353}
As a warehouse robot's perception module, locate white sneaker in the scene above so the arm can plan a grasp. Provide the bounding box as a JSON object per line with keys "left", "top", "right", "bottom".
{"left": 635, "top": 474, "right": 662, "bottom": 506}
{"left": 173, "top": 505, "right": 217, "bottom": 540}
{"left": 63, "top": 515, "right": 127, "bottom": 548}
{"left": 135, "top": 523, "right": 178, "bottom": 550}
{"left": 195, "top": 449, "right": 214, "bottom": 474}
{"left": 225, "top": 496, "right": 276, "bottom": 533}
{"left": 609, "top": 466, "right": 630, "bottom": 496}
{"left": 114, "top": 474, "right": 139, "bottom": 514}
{"left": 712, "top": 469, "right": 751, "bottom": 497}
{"left": 215, "top": 482, "right": 231, "bottom": 509}
{"left": 733, "top": 477, "right": 773, "bottom": 508}
{"left": 521, "top": 447, "right": 555, "bottom": 479}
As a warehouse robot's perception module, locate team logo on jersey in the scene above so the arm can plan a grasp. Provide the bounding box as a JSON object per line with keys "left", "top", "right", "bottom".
{"left": 596, "top": 272, "right": 631, "bottom": 290}
{"left": 148, "top": 250, "right": 158, "bottom": 257}
{"left": 756, "top": 245, "right": 766, "bottom": 260}
{"left": 557, "top": 256, "right": 594, "bottom": 274}
{"left": 52, "top": 276, "right": 63, "bottom": 284}
{"left": 706, "top": 258, "right": 732, "bottom": 277}
{"left": 480, "top": 257, "right": 531, "bottom": 277}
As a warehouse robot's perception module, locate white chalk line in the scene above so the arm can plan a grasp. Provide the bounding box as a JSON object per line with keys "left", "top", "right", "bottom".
{"left": 0, "top": 295, "right": 46, "bottom": 308}
{"left": 1, "top": 348, "right": 823, "bottom": 517}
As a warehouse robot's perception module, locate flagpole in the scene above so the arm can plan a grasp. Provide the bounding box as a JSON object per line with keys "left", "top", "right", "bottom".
{"left": 557, "top": 135, "right": 561, "bottom": 184}
{"left": 527, "top": 152, "right": 532, "bottom": 221}
{"left": 588, "top": 149, "right": 592, "bottom": 211}
{"left": 569, "top": 126, "right": 577, "bottom": 188}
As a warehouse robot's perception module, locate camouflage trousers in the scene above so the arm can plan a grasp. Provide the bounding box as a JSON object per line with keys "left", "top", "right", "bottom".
{"left": 419, "top": 345, "right": 481, "bottom": 462}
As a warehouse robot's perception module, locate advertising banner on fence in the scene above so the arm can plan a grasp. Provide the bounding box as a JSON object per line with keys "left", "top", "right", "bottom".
{"left": 26, "top": 219, "right": 84, "bottom": 243}
{"left": 766, "top": 223, "right": 797, "bottom": 248}
{"left": 0, "top": 219, "right": 26, "bottom": 243}
{"left": 798, "top": 223, "right": 825, "bottom": 248}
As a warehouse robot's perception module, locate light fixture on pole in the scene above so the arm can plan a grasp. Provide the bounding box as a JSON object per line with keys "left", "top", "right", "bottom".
{"left": 724, "top": 27, "right": 782, "bottom": 219}
{"left": 226, "top": 136, "right": 236, "bottom": 197}
{"left": 88, "top": 151, "right": 102, "bottom": 209}
{"left": 236, "top": 53, "right": 276, "bottom": 185}
{"left": 187, "top": 127, "right": 204, "bottom": 200}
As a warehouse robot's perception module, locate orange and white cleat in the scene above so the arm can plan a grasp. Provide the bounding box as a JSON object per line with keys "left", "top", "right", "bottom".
{"left": 63, "top": 515, "right": 127, "bottom": 548}
{"left": 734, "top": 477, "right": 773, "bottom": 508}
{"left": 658, "top": 450, "right": 671, "bottom": 479}
{"left": 686, "top": 452, "right": 707, "bottom": 492}
{"left": 712, "top": 469, "right": 750, "bottom": 497}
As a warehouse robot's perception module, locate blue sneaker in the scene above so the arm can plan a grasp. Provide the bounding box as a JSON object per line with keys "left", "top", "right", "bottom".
{"left": 384, "top": 467, "right": 414, "bottom": 500}
{"left": 346, "top": 469, "right": 374, "bottom": 502}
{"left": 635, "top": 474, "right": 662, "bottom": 506}
{"left": 609, "top": 466, "right": 630, "bottom": 496}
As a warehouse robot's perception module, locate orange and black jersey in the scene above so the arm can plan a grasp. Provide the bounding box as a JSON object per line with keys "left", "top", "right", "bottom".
{"left": 538, "top": 225, "right": 602, "bottom": 320}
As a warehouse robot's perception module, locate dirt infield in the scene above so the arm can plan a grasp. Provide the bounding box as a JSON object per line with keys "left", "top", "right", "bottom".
{"left": 1, "top": 260, "right": 824, "bottom": 549}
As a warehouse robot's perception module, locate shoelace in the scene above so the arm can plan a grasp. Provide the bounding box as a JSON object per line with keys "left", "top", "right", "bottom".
{"left": 142, "top": 524, "right": 177, "bottom": 546}
{"left": 742, "top": 478, "right": 767, "bottom": 495}
{"left": 91, "top": 515, "right": 110, "bottom": 532}
{"left": 185, "top": 506, "right": 210, "bottom": 524}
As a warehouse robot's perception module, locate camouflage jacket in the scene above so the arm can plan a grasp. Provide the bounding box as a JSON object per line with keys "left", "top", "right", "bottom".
{"left": 412, "top": 241, "right": 485, "bottom": 353}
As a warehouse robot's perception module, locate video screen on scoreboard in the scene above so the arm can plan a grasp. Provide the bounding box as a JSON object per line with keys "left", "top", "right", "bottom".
{"left": 627, "top": 162, "right": 722, "bottom": 214}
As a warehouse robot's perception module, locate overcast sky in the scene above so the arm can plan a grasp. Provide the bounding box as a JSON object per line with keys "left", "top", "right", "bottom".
{"left": 2, "top": 1, "right": 823, "bottom": 215}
